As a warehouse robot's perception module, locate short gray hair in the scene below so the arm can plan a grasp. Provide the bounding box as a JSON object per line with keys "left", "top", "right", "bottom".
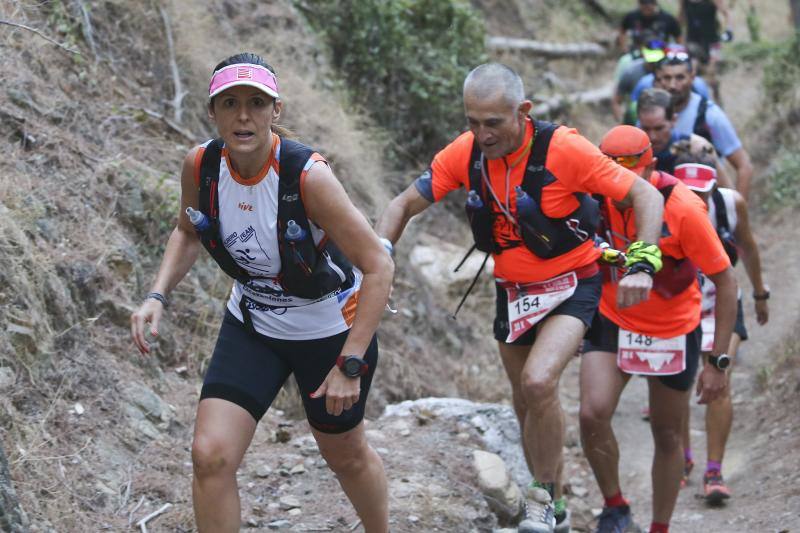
{"left": 463, "top": 63, "right": 525, "bottom": 107}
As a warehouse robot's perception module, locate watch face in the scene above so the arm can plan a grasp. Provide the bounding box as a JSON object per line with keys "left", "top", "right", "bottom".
{"left": 343, "top": 357, "right": 363, "bottom": 377}
{"left": 717, "top": 355, "right": 731, "bottom": 369}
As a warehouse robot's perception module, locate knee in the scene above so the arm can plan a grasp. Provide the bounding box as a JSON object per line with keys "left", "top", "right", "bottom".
{"left": 579, "top": 402, "right": 613, "bottom": 435}
{"left": 319, "top": 438, "right": 371, "bottom": 477}
{"left": 520, "top": 373, "right": 558, "bottom": 411}
{"left": 192, "top": 434, "right": 236, "bottom": 480}
{"left": 650, "top": 422, "right": 682, "bottom": 452}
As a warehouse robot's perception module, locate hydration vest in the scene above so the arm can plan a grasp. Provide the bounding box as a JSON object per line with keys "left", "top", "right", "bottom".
{"left": 196, "top": 138, "right": 353, "bottom": 301}
{"left": 598, "top": 171, "right": 698, "bottom": 299}
{"left": 464, "top": 121, "right": 599, "bottom": 259}
{"left": 711, "top": 188, "right": 739, "bottom": 266}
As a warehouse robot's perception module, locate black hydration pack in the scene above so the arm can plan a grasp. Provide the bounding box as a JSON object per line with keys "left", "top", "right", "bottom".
{"left": 711, "top": 188, "right": 739, "bottom": 266}
{"left": 196, "top": 137, "right": 353, "bottom": 301}
{"left": 451, "top": 121, "right": 599, "bottom": 318}
{"left": 465, "top": 120, "right": 599, "bottom": 258}
{"left": 693, "top": 96, "right": 712, "bottom": 144}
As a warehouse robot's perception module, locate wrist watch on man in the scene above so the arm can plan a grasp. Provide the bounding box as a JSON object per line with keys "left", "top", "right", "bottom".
{"left": 708, "top": 353, "right": 731, "bottom": 371}
{"left": 336, "top": 355, "right": 369, "bottom": 378}
{"left": 753, "top": 288, "right": 770, "bottom": 301}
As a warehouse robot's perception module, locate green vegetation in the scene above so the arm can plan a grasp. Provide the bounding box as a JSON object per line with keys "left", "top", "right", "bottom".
{"left": 763, "top": 34, "right": 800, "bottom": 105}
{"left": 761, "top": 34, "right": 800, "bottom": 209}
{"left": 762, "top": 150, "right": 800, "bottom": 210}
{"left": 296, "top": 0, "right": 487, "bottom": 161}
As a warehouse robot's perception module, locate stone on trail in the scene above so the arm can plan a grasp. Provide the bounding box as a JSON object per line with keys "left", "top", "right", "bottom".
{"left": 472, "top": 449, "right": 524, "bottom": 524}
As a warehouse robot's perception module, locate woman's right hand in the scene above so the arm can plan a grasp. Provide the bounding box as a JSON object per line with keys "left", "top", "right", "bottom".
{"left": 131, "top": 299, "right": 164, "bottom": 355}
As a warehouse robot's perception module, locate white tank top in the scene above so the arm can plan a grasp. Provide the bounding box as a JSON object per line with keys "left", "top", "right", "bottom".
{"left": 707, "top": 187, "right": 737, "bottom": 232}
{"left": 199, "top": 137, "right": 362, "bottom": 340}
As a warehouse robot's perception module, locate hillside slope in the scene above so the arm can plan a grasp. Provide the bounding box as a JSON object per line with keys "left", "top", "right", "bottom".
{"left": 0, "top": 0, "right": 797, "bottom": 531}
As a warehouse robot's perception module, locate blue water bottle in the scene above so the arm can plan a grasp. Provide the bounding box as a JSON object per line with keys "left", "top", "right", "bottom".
{"left": 515, "top": 186, "right": 535, "bottom": 217}
{"left": 466, "top": 189, "right": 484, "bottom": 210}
{"left": 185, "top": 207, "right": 211, "bottom": 232}
{"left": 285, "top": 220, "right": 307, "bottom": 242}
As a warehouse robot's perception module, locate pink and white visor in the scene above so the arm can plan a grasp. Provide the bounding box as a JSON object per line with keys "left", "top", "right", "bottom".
{"left": 674, "top": 163, "right": 717, "bottom": 192}
{"left": 209, "top": 63, "right": 279, "bottom": 100}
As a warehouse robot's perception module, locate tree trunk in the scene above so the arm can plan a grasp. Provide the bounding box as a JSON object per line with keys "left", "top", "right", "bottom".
{"left": 0, "top": 444, "right": 28, "bottom": 533}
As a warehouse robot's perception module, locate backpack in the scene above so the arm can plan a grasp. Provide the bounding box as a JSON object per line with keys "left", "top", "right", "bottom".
{"left": 452, "top": 121, "right": 599, "bottom": 317}
{"left": 693, "top": 96, "right": 712, "bottom": 143}
{"left": 465, "top": 120, "right": 599, "bottom": 258}
{"left": 711, "top": 188, "right": 739, "bottom": 265}
{"left": 196, "top": 137, "right": 354, "bottom": 310}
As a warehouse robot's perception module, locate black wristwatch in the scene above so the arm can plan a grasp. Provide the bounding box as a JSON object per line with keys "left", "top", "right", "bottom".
{"left": 708, "top": 353, "right": 731, "bottom": 371}
{"left": 336, "top": 355, "right": 369, "bottom": 378}
{"left": 753, "top": 289, "right": 770, "bottom": 301}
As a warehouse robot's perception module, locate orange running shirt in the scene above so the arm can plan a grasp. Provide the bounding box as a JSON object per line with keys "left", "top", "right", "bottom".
{"left": 599, "top": 172, "right": 731, "bottom": 338}
{"left": 429, "top": 118, "right": 637, "bottom": 282}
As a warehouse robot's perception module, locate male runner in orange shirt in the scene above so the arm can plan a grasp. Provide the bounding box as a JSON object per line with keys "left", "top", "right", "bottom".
{"left": 376, "top": 64, "right": 664, "bottom": 533}
{"left": 580, "top": 125, "right": 737, "bottom": 533}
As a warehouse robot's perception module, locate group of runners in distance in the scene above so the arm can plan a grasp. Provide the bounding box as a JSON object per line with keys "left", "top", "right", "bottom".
{"left": 128, "top": 1, "right": 768, "bottom": 532}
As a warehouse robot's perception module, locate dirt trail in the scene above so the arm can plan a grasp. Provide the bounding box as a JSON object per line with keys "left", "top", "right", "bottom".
{"left": 609, "top": 219, "right": 800, "bottom": 533}
{"left": 556, "top": 214, "right": 800, "bottom": 533}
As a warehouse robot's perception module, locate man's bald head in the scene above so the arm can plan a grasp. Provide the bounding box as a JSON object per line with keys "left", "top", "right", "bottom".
{"left": 463, "top": 63, "right": 525, "bottom": 108}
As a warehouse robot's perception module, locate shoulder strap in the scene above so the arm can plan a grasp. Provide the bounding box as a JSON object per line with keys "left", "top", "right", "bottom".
{"left": 523, "top": 121, "right": 558, "bottom": 202}
{"left": 468, "top": 138, "right": 483, "bottom": 193}
{"left": 653, "top": 171, "right": 678, "bottom": 202}
{"left": 530, "top": 120, "right": 558, "bottom": 167}
{"left": 693, "top": 96, "right": 711, "bottom": 141}
{"left": 711, "top": 187, "right": 729, "bottom": 233}
{"left": 199, "top": 138, "right": 224, "bottom": 219}
{"left": 277, "top": 137, "right": 316, "bottom": 235}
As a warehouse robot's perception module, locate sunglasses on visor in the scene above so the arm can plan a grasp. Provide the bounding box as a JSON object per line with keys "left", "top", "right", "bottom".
{"left": 604, "top": 144, "right": 652, "bottom": 169}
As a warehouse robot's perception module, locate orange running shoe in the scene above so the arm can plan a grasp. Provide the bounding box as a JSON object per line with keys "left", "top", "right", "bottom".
{"left": 703, "top": 469, "right": 731, "bottom": 504}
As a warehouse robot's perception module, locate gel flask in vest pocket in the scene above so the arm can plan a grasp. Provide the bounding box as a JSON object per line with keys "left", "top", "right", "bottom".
{"left": 285, "top": 219, "right": 307, "bottom": 241}
{"left": 514, "top": 186, "right": 555, "bottom": 255}
{"left": 466, "top": 189, "right": 484, "bottom": 210}
{"left": 186, "top": 207, "right": 211, "bottom": 233}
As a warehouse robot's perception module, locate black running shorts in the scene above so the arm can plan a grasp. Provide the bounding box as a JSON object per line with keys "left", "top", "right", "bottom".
{"left": 583, "top": 312, "right": 701, "bottom": 392}
{"left": 494, "top": 272, "right": 602, "bottom": 346}
{"left": 200, "top": 310, "right": 378, "bottom": 433}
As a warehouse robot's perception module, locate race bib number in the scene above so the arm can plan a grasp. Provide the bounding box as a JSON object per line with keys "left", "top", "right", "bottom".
{"left": 700, "top": 275, "right": 716, "bottom": 352}
{"left": 617, "top": 329, "right": 687, "bottom": 375}
{"left": 505, "top": 272, "right": 578, "bottom": 343}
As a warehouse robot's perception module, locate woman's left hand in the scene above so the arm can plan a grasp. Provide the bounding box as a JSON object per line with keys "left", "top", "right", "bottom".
{"left": 310, "top": 366, "right": 361, "bottom": 416}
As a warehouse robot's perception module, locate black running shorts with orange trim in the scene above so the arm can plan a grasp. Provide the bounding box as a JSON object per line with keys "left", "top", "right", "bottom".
{"left": 200, "top": 310, "right": 378, "bottom": 433}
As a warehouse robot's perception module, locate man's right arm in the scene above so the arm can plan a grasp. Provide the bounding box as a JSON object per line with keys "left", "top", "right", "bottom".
{"left": 375, "top": 183, "right": 433, "bottom": 245}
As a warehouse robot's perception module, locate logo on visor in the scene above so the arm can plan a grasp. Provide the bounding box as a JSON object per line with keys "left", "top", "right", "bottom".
{"left": 237, "top": 67, "right": 253, "bottom": 79}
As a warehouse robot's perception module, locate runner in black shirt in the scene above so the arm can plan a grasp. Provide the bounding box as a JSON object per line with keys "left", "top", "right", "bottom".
{"left": 619, "top": 0, "right": 682, "bottom": 51}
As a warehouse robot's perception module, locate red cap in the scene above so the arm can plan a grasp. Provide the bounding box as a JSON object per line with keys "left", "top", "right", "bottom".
{"left": 599, "top": 125, "right": 654, "bottom": 171}
{"left": 674, "top": 163, "right": 717, "bottom": 192}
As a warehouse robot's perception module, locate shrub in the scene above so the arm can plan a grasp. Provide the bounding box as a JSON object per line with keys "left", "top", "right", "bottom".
{"left": 296, "top": 0, "right": 487, "bottom": 162}
{"left": 763, "top": 150, "right": 800, "bottom": 210}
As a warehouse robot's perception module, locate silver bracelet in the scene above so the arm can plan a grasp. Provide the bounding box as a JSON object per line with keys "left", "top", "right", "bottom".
{"left": 145, "top": 292, "right": 169, "bottom": 308}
